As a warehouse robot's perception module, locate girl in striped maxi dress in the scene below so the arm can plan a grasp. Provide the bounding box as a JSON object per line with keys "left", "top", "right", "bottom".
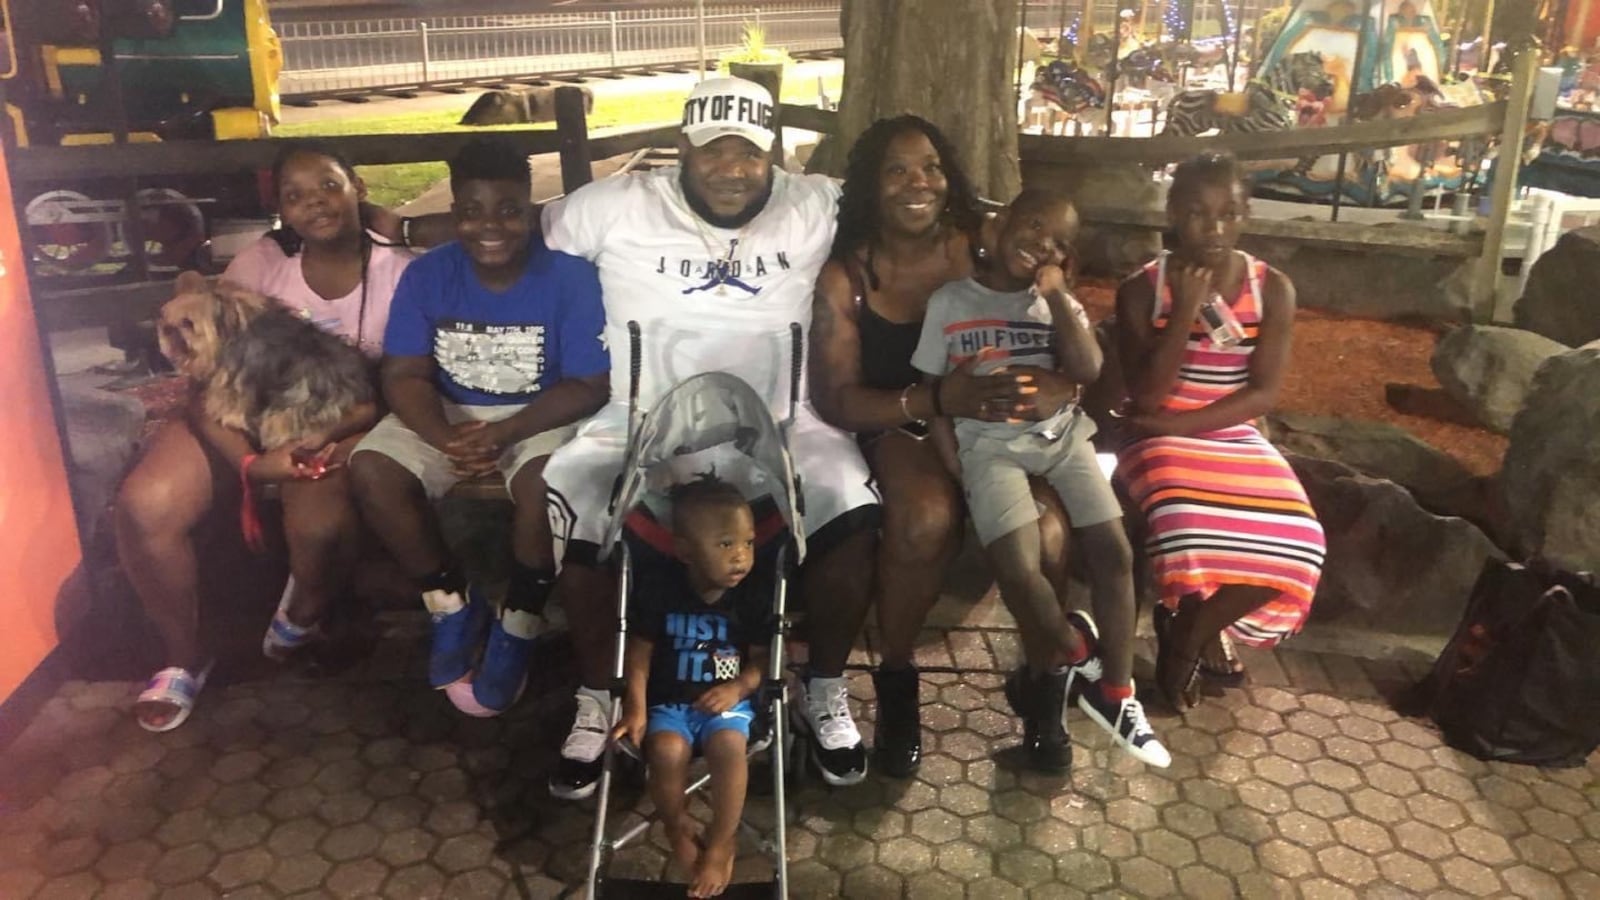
{"left": 1112, "top": 153, "right": 1326, "bottom": 710}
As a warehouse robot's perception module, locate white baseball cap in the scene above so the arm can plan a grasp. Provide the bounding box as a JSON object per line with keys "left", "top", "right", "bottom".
{"left": 681, "top": 77, "right": 777, "bottom": 152}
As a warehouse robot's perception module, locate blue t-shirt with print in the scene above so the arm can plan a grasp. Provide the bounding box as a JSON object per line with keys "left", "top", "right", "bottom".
{"left": 382, "top": 238, "right": 608, "bottom": 405}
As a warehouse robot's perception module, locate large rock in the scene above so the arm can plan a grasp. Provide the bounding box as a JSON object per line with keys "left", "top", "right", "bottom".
{"left": 1241, "top": 235, "right": 1474, "bottom": 321}
{"left": 1515, "top": 225, "right": 1600, "bottom": 347}
{"left": 1288, "top": 452, "right": 1505, "bottom": 636}
{"left": 460, "top": 85, "right": 594, "bottom": 126}
{"left": 1267, "top": 412, "right": 1491, "bottom": 527}
{"left": 1502, "top": 345, "right": 1600, "bottom": 571}
{"left": 1430, "top": 324, "right": 1568, "bottom": 433}
{"left": 1021, "top": 160, "right": 1161, "bottom": 277}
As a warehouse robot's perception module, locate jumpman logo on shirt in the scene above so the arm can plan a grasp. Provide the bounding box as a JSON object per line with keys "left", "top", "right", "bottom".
{"left": 682, "top": 238, "right": 761, "bottom": 297}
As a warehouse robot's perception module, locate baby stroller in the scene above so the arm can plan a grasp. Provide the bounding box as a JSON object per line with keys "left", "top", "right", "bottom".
{"left": 582, "top": 323, "right": 806, "bottom": 900}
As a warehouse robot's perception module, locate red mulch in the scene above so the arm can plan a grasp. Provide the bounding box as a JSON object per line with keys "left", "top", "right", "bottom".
{"left": 1077, "top": 279, "right": 1507, "bottom": 477}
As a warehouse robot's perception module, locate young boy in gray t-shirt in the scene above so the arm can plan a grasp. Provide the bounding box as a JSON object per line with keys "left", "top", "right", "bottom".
{"left": 910, "top": 188, "right": 1168, "bottom": 772}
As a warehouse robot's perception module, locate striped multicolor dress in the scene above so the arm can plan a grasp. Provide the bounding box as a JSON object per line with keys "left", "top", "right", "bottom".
{"left": 1115, "top": 252, "right": 1325, "bottom": 647}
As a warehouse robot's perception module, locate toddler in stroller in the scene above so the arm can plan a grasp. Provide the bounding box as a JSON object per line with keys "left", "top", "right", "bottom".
{"left": 585, "top": 368, "right": 803, "bottom": 900}
{"left": 612, "top": 475, "right": 773, "bottom": 897}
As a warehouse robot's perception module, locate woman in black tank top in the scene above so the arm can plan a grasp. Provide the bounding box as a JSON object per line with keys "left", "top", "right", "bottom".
{"left": 809, "top": 116, "right": 1084, "bottom": 777}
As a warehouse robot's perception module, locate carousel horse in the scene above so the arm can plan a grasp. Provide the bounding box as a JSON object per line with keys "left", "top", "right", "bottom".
{"left": 1162, "top": 50, "right": 1334, "bottom": 136}
{"left": 1032, "top": 58, "right": 1108, "bottom": 116}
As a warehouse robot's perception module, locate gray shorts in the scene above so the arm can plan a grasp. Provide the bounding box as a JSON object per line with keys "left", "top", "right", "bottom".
{"left": 352, "top": 402, "right": 577, "bottom": 502}
{"left": 958, "top": 413, "right": 1123, "bottom": 547}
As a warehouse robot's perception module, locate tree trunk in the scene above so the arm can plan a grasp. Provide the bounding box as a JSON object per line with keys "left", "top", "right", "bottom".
{"left": 824, "top": 0, "right": 1021, "bottom": 202}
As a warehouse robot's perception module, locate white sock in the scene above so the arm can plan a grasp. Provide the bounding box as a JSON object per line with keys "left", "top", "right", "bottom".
{"left": 422, "top": 588, "right": 465, "bottom": 616}
{"left": 500, "top": 609, "right": 542, "bottom": 640}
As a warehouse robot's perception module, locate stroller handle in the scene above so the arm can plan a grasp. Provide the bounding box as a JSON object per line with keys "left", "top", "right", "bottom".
{"left": 626, "top": 320, "right": 643, "bottom": 446}
{"left": 787, "top": 321, "right": 802, "bottom": 428}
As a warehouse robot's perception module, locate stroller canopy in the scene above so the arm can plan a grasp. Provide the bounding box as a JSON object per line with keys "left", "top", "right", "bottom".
{"left": 602, "top": 372, "right": 806, "bottom": 565}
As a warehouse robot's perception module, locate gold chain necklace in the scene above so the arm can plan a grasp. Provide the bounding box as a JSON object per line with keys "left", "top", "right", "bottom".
{"left": 686, "top": 208, "right": 753, "bottom": 298}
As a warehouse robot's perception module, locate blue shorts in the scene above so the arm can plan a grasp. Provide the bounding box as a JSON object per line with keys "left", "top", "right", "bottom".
{"left": 647, "top": 699, "right": 756, "bottom": 748}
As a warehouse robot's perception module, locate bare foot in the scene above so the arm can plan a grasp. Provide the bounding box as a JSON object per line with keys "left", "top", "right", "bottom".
{"left": 689, "top": 837, "right": 736, "bottom": 898}
{"left": 665, "top": 816, "right": 702, "bottom": 877}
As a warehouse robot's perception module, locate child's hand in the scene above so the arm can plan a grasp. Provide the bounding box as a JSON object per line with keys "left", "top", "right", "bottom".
{"left": 1034, "top": 264, "right": 1070, "bottom": 299}
{"left": 611, "top": 705, "right": 646, "bottom": 750}
{"left": 694, "top": 682, "right": 746, "bottom": 715}
{"left": 1171, "top": 264, "right": 1213, "bottom": 318}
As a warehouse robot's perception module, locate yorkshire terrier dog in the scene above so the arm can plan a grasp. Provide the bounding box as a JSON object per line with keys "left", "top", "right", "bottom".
{"left": 157, "top": 271, "right": 374, "bottom": 451}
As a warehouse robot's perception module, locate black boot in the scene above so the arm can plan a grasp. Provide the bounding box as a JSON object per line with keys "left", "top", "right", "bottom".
{"left": 1003, "top": 666, "right": 1072, "bottom": 773}
{"left": 872, "top": 665, "right": 922, "bottom": 778}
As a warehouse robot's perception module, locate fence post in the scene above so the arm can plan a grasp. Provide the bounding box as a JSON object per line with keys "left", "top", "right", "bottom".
{"left": 418, "top": 23, "right": 430, "bottom": 84}
{"left": 755, "top": 7, "right": 762, "bottom": 32}
{"left": 555, "top": 85, "right": 594, "bottom": 195}
{"left": 608, "top": 11, "right": 619, "bottom": 68}
{"left": 1473, "top": 44, "right": 1539, "bottom": 324}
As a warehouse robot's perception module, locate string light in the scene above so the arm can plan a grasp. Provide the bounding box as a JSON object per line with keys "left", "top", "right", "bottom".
{"left": 1064, "top": 13, "right": 1082, "bottom": 47}
{"left": 1222, "top": 0, "right": 1237, "bottom": 36}
{"left": 1163, "top": 0, "right": 1186, "bottom": 40}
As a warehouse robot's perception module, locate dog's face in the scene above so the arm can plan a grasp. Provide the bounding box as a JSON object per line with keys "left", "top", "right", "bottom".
{"left": 157, "top": 273, "right": 271, "bottom": 380}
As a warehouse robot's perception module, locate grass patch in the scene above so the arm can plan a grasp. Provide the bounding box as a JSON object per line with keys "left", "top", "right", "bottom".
{"left": 276, "top": 74, "right": 843, "bottom": 207}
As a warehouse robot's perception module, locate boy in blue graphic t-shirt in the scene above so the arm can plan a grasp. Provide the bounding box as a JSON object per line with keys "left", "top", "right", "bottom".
{"left": 910, "top": 188, "right": 1168, "bottom": 774}
{"left": 613, "top": 476, "right": 771, "bottom": 899}
{"left": 350, "top": 138, "right": 608, "bottom": 719}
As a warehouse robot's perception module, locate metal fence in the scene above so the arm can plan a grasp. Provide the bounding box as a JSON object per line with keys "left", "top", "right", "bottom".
{"left": 278, "top": 3, "right": 843, "bottom": 97}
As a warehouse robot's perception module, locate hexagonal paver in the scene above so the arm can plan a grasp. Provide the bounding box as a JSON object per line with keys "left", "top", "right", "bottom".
{"left": 1347, "top": 787, "right": 1409, "bottom": 825}
{"left": 207, "top": 847, "right": 274, "bottom": 892}
{"left": 1316, "top": 844, "right": 1379, "bottom": 886}
{"left": 377, "top": 827, "right": 437, "bottom": 868}
{"left": 382, "top": 862, "right": 447, "bottom": 899}
{"left": 1195, "top": 833, "right": 1256, "bottom": 876}
{"left": 1375, "top": 851, "right": 1441, "bottom": 893}
{"left": 1452, "top": 824, "right": 1517, "bottom": 865}
{"left": 1175, "top": 863, "right": 1236, "bottom": 898}
{"left": 150, "top": 843, "right": 216, "bottom": 887}
{"left": 1138, "top": 829, "right": 1198, "bottom": 869}
{"left": 1257, "top": 838, "right": 1317, "bottom": 879}
{"left": 841, "top": 863, "right": 902, "bottom": 898}
{"left": 1054, "top": 849, "right": 1115, "bottom": 892}
{"left": 876, "top": 836, "right": 932, "bottom": 875}
{"left": 963, "top": 815, "right": 1021, "bottom": 850}
{"left": 1107, "top": 794, "right": 1158, "bottom": 832}
{"left": 1440, "top": 855, "right": 1505, "bottom": 896}
{"left": 1117, "top": 857, "right": 1177, "bottom": 896}
{"left": 1330, "top": 815, "right": 1392, "bottom": 855}
{"left": 933, "top": 841, "right": 990, "bottom": 880}
{"left": 1252, "top": 756, "right": 1309, "bottom": 788}
{"left": 937, "top": 782, "right": 988, "bottom": 817}
{"left": 817, "top": 832, "right": 874, "bottom": 871}
{"left": 368, "top": 796, "right": 428, "bottom": 833}
{"left": 325, "top": 858, "right": 389, "bottom": 898}
{"left": 31, "top": 871, "right": 101, "bottom": 900}
{"left": 908, "top": 808, "right": 962, "bottom": 845}
{"left": 904, "top": 868, "right": 963, "bottom": 900}
{"left": 1274, "top": 810, "right": 1335, "bottom": 849}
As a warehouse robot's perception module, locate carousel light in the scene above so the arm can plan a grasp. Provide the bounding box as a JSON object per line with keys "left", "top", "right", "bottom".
{"left": 1164, "top": 0, "right": 1186, "bottom": 38}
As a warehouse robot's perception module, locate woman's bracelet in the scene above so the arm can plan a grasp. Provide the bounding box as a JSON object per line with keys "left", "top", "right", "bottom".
{"left": 898, "top": 384, "right": 918, "bottom": 423}
{"left": 930, "top": 377, "right": 945, "bottom": 417}
{"left": 400, "top": 216, "right": 415, "bottom": 249}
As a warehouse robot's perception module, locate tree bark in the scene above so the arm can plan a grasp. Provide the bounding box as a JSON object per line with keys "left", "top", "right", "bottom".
{"left": 825, "top": 0, "right": 1021, "bottom": 201}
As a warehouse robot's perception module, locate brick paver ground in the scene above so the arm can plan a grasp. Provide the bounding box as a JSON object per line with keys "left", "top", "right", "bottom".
{"left": 2, "top": 605, "right": 1597, "bottom": 899}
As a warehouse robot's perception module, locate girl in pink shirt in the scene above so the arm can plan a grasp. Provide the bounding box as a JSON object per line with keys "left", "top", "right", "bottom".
{"left": 120, "top": 143, "right": 411, "bottom": 732}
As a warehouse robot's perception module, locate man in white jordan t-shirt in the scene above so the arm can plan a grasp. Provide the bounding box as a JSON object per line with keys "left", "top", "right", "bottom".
{"left": 541, "top": 76, "right": 880, "bottom": 798}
